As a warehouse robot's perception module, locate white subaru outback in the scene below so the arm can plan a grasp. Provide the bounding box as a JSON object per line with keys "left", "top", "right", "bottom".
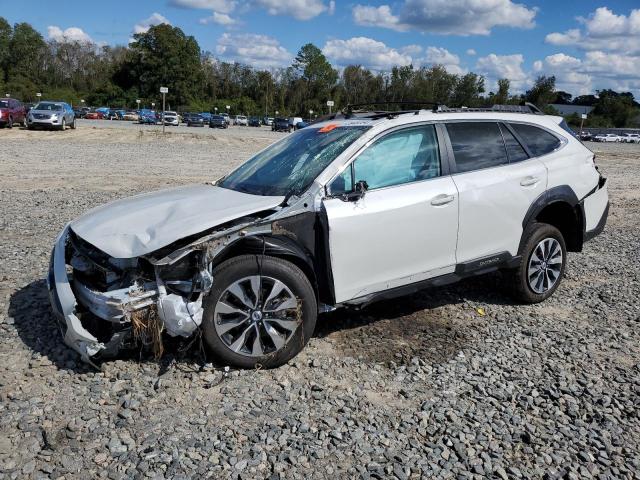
{"left": 48, "top": 105, "right": 609, "bottom": 368}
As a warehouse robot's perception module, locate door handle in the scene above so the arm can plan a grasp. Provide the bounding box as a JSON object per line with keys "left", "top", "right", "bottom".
{"left": 520, "top": 176, "right": 540, "bottom": 187}
{"left": 430, "top": 194, "right": 455, "bottom": 206}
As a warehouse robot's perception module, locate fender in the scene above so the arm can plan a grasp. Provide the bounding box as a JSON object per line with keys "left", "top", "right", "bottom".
{"left": 520, "top": 185, "right": 585, "bottom": 253}
{"left": 521, "top": 185, "right": 580, "bottom": 230}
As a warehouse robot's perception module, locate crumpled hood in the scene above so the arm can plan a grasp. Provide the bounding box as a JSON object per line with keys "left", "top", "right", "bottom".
{"left": 70, "top": 185, "right": 284, "bottom": 258}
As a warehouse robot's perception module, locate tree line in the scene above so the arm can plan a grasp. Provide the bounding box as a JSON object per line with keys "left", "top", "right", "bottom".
{"left": 0, "top": 17, "right": 637, "bottom": 127}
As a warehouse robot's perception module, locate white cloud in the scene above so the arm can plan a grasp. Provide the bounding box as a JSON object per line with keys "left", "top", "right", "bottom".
{"left": 353, "top": 0, "right": 537, "bottom": 35}
{"left": 466, "top": 49, "right": 476, "bottom": 56}
{"left": 169, "top": 0, "right": 236, "bottom": 13}
{"left": 133, "top": 13, "right": 171, "bottom": 34}
{"left": 253, "top": 0, "right": 330, "bottom": 20}
{"left": 47, "top": 26, "right": 94, "bottom": 44}
{"left": 420, "top": 46, "right": 466, "bottom": 74}
{"left": 199, "top": 12, "right": 238, "bottom": 25}
{"left": 546, "top": 7, "right": 640, "bottom": 55}
{"left": 328, "top": 0, "right": 335, "bottom": 15}
{"left": 322, "top": 37, "right": 413, "bottom": 72}
{"left": 216, "top": 33, "right": 292, "bottom": 68}
{"left": 352, "top": 5, "right": 406, "bottom": 31}
{"left": 532, "top": 50, "right": 640, "bottom": 96}
{"left": 475, "top": 53, "right": 528, "bottom": 91}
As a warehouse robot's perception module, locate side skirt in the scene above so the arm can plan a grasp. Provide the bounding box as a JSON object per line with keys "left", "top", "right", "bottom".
{"left": 341, "top": 252, "right": 520, "bottom": 308}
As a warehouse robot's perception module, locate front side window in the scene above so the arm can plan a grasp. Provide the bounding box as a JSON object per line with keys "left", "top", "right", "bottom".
{"left": 447, "top": 122, "right": 508, "bottom": 173}
{"left": 346, "top": 125, "right": 441, "bottom": 191}
{"left": 510, "top": 123, "right": 561, "bottom": 157}
{"left": 219, "top": 125, "right": 370, "bottom": 197}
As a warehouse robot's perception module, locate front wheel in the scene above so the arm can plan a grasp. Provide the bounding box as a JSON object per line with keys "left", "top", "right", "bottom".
{"left": 70, "top": 118, "right": 76, "bottom": 129}
{"left": 59, "top": 118, "right": 66, "bottom": 131}
{"left": 508, "top": 222, "right": 567, "bottom": 303}
{"left": 202, "top": 255, "right": 317, "bottom": 369}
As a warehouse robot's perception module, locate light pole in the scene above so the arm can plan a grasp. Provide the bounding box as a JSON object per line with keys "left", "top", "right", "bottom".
{"left": 309, "top": 109, "right": 313, "bottom": 120}
{"left": 160, "top": 87, "right": 168, "bottom": 134}
{"left": 5, "top": 93, "right": 9, "bottom": 98}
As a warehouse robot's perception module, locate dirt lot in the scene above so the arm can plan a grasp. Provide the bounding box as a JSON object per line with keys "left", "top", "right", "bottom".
{"left": 0, "top": 121, "right": 639, "bottom": 479}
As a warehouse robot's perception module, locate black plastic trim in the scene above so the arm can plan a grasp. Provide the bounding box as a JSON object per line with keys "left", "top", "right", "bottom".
{"left": 521, "top": 185, "right": 580, "bottom": 230}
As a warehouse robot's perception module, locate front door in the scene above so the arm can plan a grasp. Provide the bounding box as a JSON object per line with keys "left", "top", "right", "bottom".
{"left": 323, "top": 124, "right": 459, "bottom": 303}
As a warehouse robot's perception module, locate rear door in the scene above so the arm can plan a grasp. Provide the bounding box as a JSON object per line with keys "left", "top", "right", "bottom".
{"left": 323, "top": 123, "right": 459, "bottom": 303}
{"left": 444, "top": 121, "right": 548, "bottom": 262}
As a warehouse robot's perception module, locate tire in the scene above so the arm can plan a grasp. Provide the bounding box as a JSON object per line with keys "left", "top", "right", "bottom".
{"left": 202, "top": 254, "right": 317, "bottom": 369}
{"left": 59, "top": 118, "right": 66, "bottom": 131}
{"left": 70, "top": 118, "right": 76, "bottom": 129}
{"left": 7, "top": 116, "right": 12, "bottom": 129}
{"left": 509, "top": 222, "right": 567, "bottom": 303}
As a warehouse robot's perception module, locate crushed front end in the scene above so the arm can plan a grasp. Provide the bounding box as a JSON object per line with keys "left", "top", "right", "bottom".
{"left": 47, "top": 226, "right": 213, "bottom": 362}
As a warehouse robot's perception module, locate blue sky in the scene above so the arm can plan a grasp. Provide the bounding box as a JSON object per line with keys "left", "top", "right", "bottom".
{"left": 2, "top": 0, "right": 639, "bottom": 96}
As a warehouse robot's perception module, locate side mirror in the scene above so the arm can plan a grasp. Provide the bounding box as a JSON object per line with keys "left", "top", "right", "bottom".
{"left": 342, "top": 180, "right": 368, "bottom": 202}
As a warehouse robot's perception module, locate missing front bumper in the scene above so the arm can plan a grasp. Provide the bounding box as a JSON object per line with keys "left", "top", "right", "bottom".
{"left": 47, "top": 227, "right": 206, "bottom": 362}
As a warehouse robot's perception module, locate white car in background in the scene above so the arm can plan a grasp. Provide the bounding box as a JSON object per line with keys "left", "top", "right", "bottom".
{"left": 234, "top": 115, "right": 248, "bottom": 126}
{"left": 620, "top": 133, "right": 640, "bottom": 143}
{"left": 162, "top": 111, "right": 179, "bottom": 126}
{"left": 593, "top": 133, "right": 620, "bottom": 142}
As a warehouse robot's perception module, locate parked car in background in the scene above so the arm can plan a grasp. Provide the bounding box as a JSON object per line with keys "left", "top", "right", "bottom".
{"left": 0, "top": 97, "right": 26, "bottom": 128}
{"left": 234, "top": 115, "right": 248, "bottom": 126}
{"left": 163, "top": 111, "right": 179, "bottom": 126}
{"left": 289, "top": 117, "right": 303, "bottom": 130}
{"left": 296, "top": 121, "right": 309, "bottom": 129}
{"left": 108, "top": 109, "right": 126, "bottom": 120}
{"left": 200, "top": 112, "right": 212, "bottom": 123}
{"left": 73, "top": 107, "right": 90, "bottom": 119}
{"left": 220, "top": 113, "right": 230, "bottom": 125}
{"left": 185, "top": 113, "right": 205, "bottom": 127}
{"left": 84, "top": 111, "right": 104, "bottom": 120}
{"left": 209, "top": 115, "right": 228, "bottom": 129}
{"left": 272, "top": 117, "right": 291, "bottom": 132}
{"left": 620, "top": 133, "right": 640, "bottom": 143}
{"left": 27, "top": 101, "right": 75, "bottom": 130}
{"left": 263, "top": 117, "right": 274, "bottom": 126}
{"left": 95, "top": 107, "right": 110, "bottom": 117}
{"left": 248, "top": 116, "right": 261, "bottom": 127}
{"left": 123, "top": 111, "right": 139, "bottom": 121}
{"left": 138, "top": 110, "right": 158, "bottom": 124}
{"left": 578, "top": 131, "right": 593, "bottom": 142}
{"left": 593, "top": 133, "right": 620, "bottom": 142}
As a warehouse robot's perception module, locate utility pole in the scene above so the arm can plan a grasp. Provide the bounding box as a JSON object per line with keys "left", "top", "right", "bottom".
{"left": 160, "top": 87, "right": 168, "bottom": 134}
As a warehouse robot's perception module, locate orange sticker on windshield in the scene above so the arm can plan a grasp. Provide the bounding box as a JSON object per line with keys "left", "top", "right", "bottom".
{"left": 318, "top": 124, "right": 338, "bottom": 133}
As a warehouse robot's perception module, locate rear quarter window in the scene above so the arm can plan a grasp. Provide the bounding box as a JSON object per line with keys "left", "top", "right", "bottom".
{"left": 510, "top": 123, "right": 562, "bottom": 157}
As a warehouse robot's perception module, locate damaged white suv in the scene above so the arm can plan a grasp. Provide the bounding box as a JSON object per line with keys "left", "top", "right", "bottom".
{"left": 48, "top": 104, "right": 609, "bottom": 368}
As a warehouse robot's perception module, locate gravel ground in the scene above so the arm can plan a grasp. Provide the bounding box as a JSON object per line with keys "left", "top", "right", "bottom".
{"left": 0, "top": 121, "right": 639, "bottom": 479}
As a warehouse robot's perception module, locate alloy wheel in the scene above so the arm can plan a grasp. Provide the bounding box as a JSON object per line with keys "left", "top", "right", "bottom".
{"left": 527, "top": 237, "right": 563, "bottom": 294}
{"left": 213, "top": 275, "right": 301, "bottom": 357}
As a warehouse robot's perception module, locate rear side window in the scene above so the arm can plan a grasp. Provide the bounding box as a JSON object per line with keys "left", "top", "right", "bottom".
{"left": 510, "top": 123, "right": 561, "bottom": 157}
{"left": 499, "top": 124, "right": 529, "bottom": 163}
{"left": 446, "top": 122, "right": 508, "bottom": 173}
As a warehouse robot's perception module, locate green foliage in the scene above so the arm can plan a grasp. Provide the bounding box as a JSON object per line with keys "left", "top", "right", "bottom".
{"left": 0, "top": 16, "right": 637, "bottom": 126}
{"left": 525, "top": 76, "right": 557, "bottom": 109}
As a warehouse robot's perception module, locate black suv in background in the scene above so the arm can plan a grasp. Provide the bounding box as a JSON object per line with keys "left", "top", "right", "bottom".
{"left": 209, "top": 115, "right": 228, "bottom": 129}
{"left": 272, "top": 117, "right": 291, "bottom": 132}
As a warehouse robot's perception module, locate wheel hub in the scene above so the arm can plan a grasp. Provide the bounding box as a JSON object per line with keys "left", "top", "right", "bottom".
{"left": 527, "top": 237, "right": 563, "bottom": 294}
{"left": 213, "top": 275, "right": 301, "bottom": 357}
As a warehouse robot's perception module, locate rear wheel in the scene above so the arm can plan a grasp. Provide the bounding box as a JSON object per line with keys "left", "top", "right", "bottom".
{"left": 7, "top": 116, "right": 12, "bottom": 129}
{"left": 202, "top": 255, "right": 317, "bottom": 369}
{"left": 70, "top": 118, "right": 76, "bottom": 129}
{"left": 59, "top": 118, "right": 66, "bottom": 131}
{"left": 509, "top": 222, "right": 567, "bottom": 303}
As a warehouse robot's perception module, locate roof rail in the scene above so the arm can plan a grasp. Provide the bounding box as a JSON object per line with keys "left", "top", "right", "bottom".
{"left": 434, "top": 103, "right": 545, "bottom": 115}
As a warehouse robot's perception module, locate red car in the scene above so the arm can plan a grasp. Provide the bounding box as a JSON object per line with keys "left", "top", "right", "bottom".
{"left": 0, "top": 98, "right": 27, "bottom": 128}
{"left": 84, "top": 111, "right": 105, "bottom": 120}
